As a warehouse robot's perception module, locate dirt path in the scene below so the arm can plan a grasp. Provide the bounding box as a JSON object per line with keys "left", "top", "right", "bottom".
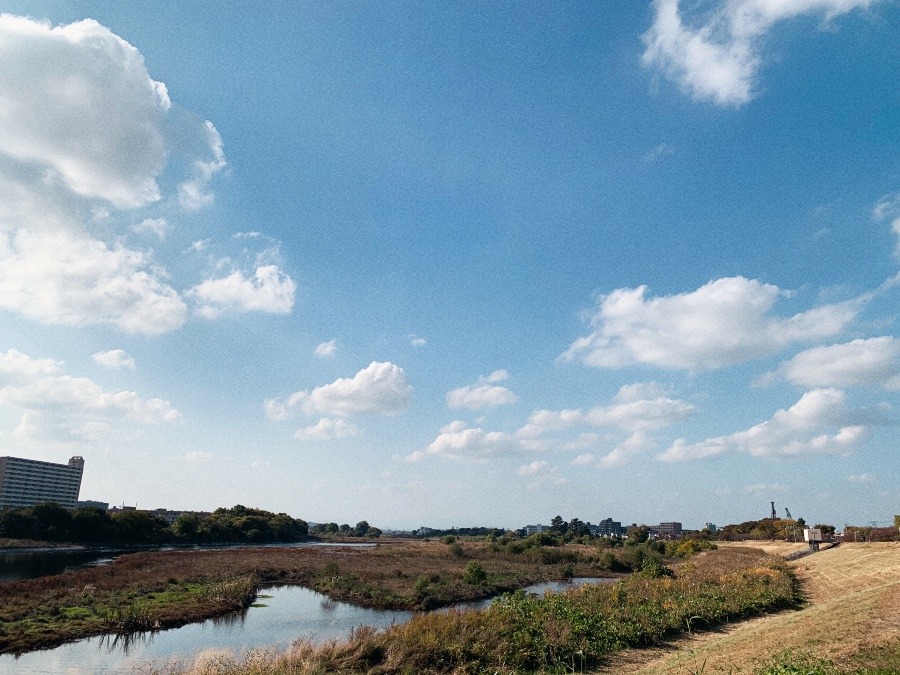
{"left": 600, "top": 542, "right": 900, "bottom": 674}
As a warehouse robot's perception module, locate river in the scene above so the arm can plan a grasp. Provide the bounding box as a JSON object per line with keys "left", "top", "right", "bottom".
{"left": 0, "top": 578, "right": 614, "bottom": 674}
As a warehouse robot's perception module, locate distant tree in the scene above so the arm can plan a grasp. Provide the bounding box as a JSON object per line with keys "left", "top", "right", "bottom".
{"left": 568, "top": 517, "right": 590, "bottom": 538}
{"left": 354, "top": 520, "right": 370, "bottom": 537}
{"left": 69, "top": 507, "right": 113, "bottom": 543}
{"left": 894, "top": 515, "right": 900, "bottom": 531}
{"left": 111, "top": 511, "right": 169, "bottom": 545}
{"left": 31, "top": 502, "right": 72, "bottom": 541}
{"left": 324, "top": 522, "right": 339, "bottom": 534}
{"left": 813, "top": 523, "right": 835, "bottom": 536}
{"left": 550, "top": 515, "right": 567, "bottom": 534}
{"left": 172, "top": 513, "right": 203, "bottom": 540}
{"left": 339, "top": 523, "right": 351, "bottom": 535}
{"left": 0, "top": 507, "right": 39, "bottom": 540}
{"left": 365, "top": 527, "right": 382, "bottom": 538}
{"left": 626, "top": 525, "right": 649, "bottom": 545}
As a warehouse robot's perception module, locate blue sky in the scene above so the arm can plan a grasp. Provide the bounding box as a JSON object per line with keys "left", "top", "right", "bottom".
{"left": 0, "top": 1, "right": 897, "bottom": 530}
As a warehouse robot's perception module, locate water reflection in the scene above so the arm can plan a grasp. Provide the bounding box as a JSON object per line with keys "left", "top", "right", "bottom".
{"left": 0, "top": 578, "right": 616, "bottom": 675}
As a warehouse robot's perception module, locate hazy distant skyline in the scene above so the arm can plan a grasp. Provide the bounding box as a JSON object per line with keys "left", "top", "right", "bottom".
{"left": 0, "top": 1, "right": 897, "bottom": 530}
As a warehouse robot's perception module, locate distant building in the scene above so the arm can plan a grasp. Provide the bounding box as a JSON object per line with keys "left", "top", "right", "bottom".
{"left": 523, "top": 524, "right": 546, "bottom": 535}
{"left": 591, "top": 518, "right": 625, "bottom": 538}
{"left": 704, "top": 522, "right": 717, "bottom": 534}
{"left": 0, "top": 455, "right": 84, "bottom": 510}
{"left": 650, "top": 521, "right": 683, "bottom": 539}
{"left": 76, "top": 500, "right": 109, "bottom": 511}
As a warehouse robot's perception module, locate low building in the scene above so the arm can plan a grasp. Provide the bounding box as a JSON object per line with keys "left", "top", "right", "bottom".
{"left": 523, "top": 524, "right": 546, "bottom": 535}
{"left": 0, "top": 455, "right": 84, "bottom": 510}
{"left": 76, "top": 500, "right": 109, "bottom": 511}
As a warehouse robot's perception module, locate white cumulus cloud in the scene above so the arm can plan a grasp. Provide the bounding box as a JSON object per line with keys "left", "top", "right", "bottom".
{"left": 408, "top": 420, "right": 525, "bottom": 461}
{"left": 562, "top": 277, "right": 861, "bottom": 371}
{"left": 189, "top": 265, "right": 296, "bottom": 318}
{"left": 446, "top": 370, "right": 519, "bottom": 410}
{"left": 0, "top": 229, "right": 187, "bottom": 334}
{"left": 92, "top": 349, "right": 136, "bottom": 370}
{"left": 315, "top": 340, "right": 337, "bottom": 358}
{"left": 658, "top": 388, "right": 878, "bottom": 462}
{"left": 267, "top": 362, "right": 412, "bottom": 420}
{"left": 642, "top": 0, "right": 876, "bottom": 107}
{"left": 294, "top": 417, "right": 359, "bottom": 441}
{"left": 769, "top": 337, "right": 900, "bottom": 390}
{"left": 0, "top": 348, "right": 179, "bottom": 445}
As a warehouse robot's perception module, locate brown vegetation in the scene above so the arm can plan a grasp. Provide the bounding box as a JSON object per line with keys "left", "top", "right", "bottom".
{"left": 0, "top": 538, "right": 612, "bottom": 654}
{"left": 142, "top": 546, "right": 796, "bottom": 674}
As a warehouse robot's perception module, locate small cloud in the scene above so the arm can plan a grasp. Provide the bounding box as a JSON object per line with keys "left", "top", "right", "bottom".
{"left": 132, "top": 218, "right": 170, "bottom": 239}
{"left": 812, "top": 227, "right": 831, "bottom": 241}
{"left": 741, "top": 482, "right": 788, "bottom": 496}
{"left": 314, "top": 340, "right": 337, "bottom": 358}
{"left": 571, "top": 453, "right": 596, "bottom": 466}
{"left": 91, "top": 349, "right": 136, "bottom": 370}
{"left": 847, "top": 473, "right": 875, "bottom": 483}
{"left": 184, "top": 451, "right": 213, "bottom": 463}
{"left": 409, "top": 335, "right": 427, "bottom": 348}
{"left": 643, "top": 144, "right": 674, "bottom": 162}
{"left": 446, "top": 371, "right": 518, "bottom": 410}
{"left": 294, "top": 417, "right": 359, "bottom": 441}
{"left": 233, "top": 231, "right": 262, "bottom": 239}
{"left": 189, "top": 264, "right": 296, "bottom": 317}
{"left": 516, "top": 461, "right": 566, "bottom": 489}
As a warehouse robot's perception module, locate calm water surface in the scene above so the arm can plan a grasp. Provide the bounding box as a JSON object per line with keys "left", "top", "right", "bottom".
{"left": 0, "top": 578, "right": 614, "bottom": 674}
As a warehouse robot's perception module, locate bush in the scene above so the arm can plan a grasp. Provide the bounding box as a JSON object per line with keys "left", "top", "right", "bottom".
{"left": 463, "top": 562, "right": 487, "bottom": 585}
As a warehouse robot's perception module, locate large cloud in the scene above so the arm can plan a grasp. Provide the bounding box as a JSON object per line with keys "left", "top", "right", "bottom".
{"left": 0, "top": 348, "right": 179, "bottom": 445}
{"left": 0, "top": 15, "right": 293, "bottom": 333}
{"left": 266, "top": 361, "right": 412, "bottom": 421}
{"left": 562, "top": 277, "right": 860, "bottom": 371}
{"left": 0, "top": 229, "right": 187, "bottom": 333}
{"left": 770, "top": 337, "right": 900, "bottom": 390}
{"left": 658, "top": 388, "right": 880, "bottom": 462}
{"left": 0, "top": 15, "right": 169, "bottom": 208}
{"left": 642, "top": 0, "right": 876, "bottom": 106}
{"left": 446, "top": 370, "right": 519, "bottom": 410}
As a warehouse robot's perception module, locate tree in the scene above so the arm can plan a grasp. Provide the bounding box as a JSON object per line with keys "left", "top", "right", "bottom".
{"left": 894, "top": 515, "right": 900, "bottom": 531}
{"left": 626, "top": 525, "right": 649, "bottom": 544}
{"left": 338, "top": 523, "right": 351, "bottom": 535}
{"left": 354, "top": 520, "right": 370, "bottom": 537}
{"left": 550, "top": 515, "right": 567, "bottom": 534}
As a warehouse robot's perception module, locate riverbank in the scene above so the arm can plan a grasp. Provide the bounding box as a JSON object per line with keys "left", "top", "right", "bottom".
{"left": 603, "top": 542, "right": 900, "bottom": 674}
{"left": 0, "top": 538, "right": 615, "bottom": 654}
{"left": 145, "top": 546, "right": 798, "bottom": 674}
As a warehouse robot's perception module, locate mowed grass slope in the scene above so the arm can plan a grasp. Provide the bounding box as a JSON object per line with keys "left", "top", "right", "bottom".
{"left": 606, "top": 542, "right": 900, "bottom": 674}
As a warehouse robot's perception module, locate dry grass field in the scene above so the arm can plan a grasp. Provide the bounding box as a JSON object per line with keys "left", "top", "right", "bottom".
{"left": 603, "top": 542, "right": 900, "bottom": 674}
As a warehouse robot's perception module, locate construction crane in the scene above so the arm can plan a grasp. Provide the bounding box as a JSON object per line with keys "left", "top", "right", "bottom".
{"left": 785, "top": 507, "right": 793, "bottom": 520}
{"left": 770, "top": 501, "right": 776, "bottom": 519}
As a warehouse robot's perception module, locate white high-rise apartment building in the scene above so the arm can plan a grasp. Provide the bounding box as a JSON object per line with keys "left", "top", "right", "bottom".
{"left": 0, "top": 456, "right": 84, "bottom": 509}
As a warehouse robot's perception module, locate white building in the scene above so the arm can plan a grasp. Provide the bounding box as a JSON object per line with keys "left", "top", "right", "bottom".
{"left": 0, "top": 456, "right": 84, "bottom": 510}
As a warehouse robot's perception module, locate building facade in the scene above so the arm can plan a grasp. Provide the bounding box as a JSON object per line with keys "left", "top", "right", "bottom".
{"left": 0, "top": 456, "right": 84, "bottom": 509}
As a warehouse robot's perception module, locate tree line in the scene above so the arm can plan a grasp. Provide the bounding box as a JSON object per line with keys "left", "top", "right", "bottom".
{"left": 0, "top": 503, "right": 308, "bottom": 546}
{"left": 308, "top": 520, "right": 382, "bottom": 538}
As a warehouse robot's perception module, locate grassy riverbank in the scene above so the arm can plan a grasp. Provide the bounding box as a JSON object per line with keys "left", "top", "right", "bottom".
{"left": 145, "top": 546, "right": 797, "bottom": 674}
{"left": 0, "top": 538, "right": 617, "bottom": 654}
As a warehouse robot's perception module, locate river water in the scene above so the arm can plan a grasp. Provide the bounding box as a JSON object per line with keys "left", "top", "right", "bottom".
{"left": 0, "top": 578, "right": 613, "bottom": 674}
